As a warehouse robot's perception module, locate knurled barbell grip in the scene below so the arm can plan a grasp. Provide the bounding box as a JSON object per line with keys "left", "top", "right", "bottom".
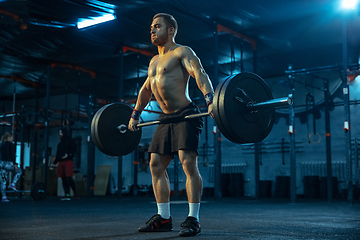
{"left": 117, "top": 113, "right": 209, "bottom": 132}
{"left": 117, "top": 120, "right": 163, "bottom": 132}
{"left": 137, "top": 112, "right": 209, "bottom": 128}
{"left": 137, "top": 120, "right": 161, "bottom": 128}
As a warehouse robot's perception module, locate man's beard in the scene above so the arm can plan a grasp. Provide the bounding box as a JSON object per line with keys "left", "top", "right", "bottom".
{"left": 152, "top": 32, "right": 168, "bottom": 46}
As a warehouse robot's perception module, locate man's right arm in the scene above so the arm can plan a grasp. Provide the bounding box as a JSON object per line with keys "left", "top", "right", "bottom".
{"left": 128, "top": 77, "right": 152, "bottom": 131}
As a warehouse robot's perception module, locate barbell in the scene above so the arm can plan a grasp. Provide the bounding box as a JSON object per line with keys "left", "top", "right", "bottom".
{"left": 91, "top": 72, "right": 293, "bottom": 156}
{"left": 31, "top": 182, "right": 46, "bottom": 201}
{"left": 6, "top": 182, "right": 46, "bottom": 201}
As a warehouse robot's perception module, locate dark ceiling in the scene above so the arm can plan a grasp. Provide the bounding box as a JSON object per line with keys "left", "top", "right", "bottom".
{"left": 0, "top": 0, "right": 359, "bottom": 105}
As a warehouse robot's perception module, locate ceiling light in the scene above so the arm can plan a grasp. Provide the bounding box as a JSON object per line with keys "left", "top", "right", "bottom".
{"left": 341, "top": 0, "right": 359, "bottom": 9}
{"left": 77, "top": 13, "right": 115, "bottom": 29}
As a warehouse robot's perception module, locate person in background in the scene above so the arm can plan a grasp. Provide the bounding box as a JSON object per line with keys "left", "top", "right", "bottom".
{"left": 0, "top": 131, "right": 22, "bottom": 202}
{"left": 50, "top": 128, "right": 77, "bottom": 200}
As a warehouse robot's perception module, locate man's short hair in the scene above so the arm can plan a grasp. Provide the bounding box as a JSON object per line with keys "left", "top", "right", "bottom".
{"left": 153, "top": 13, "right": 178, "bottom": 37}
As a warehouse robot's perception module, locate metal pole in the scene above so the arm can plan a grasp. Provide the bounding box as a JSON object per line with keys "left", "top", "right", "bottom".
{"left": 130, "top": 96, "right": 293, "bottom": 129}
{"left": 355, "top": 138, "right": 360, "bottom": 185}
{"left": 253, "top": 37, "right": 261, "bottom": 200}
{"left": 43, "top": 65, "right": 51, "bottom": 197}
{"left": 324, "top": 79, "right": 333, "bottom": 202}
{"left": 253, "top": 40, "right": 257, "bottom": 74}
{"left": 118, "top": 47, "right": 124, "bottom": 198}
{"left": 133, "top": 150, "right": 138, "bottom": 196}
{"left": 87, "top": 95, "right": 95, "bottom": 197}
{"left": 213, "top": 22, "right": 222, "bottom": 200}
{"left": 255, "top": 142, "right": 260, "bottom": 199}
{"left": 2, "top": 101, "right": 5, "bottom": 133}
{"left": 288, "top": 65, "right": 296, "bottom": 203}
{"left": 285, "top": 64, "right": 340, "bottom": 75}
{"left": 247, "top": 95, "right": 292, "bottom": 110}
{"left": 19, "top": 106, "right": 25, "bottom": 198}
{"left": 12, "top": 85, "right": 16, "bottom": 133}
{"left": 31, "top": 86, "right": 39, "bottom": 186}
{"left": 342, "top": 14, "right": 353, "bottom": 204}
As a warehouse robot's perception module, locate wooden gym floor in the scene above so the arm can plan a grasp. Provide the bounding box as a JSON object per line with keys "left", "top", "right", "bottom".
{"left": 1, "top": 196, "right": 359, "bottom": 240}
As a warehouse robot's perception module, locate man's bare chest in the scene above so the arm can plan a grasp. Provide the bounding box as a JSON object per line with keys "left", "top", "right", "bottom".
{"left": 148, "top": 54, "right": 182, "bottom": 77}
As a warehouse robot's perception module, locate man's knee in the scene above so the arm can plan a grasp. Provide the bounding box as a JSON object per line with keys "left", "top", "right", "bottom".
{"left": 181, "top": 158, "right": 199, "bottom": 177}
{"left": 149, "top": 157, "right": 160, "bottom": 172}
{"left": 149, "top": 154, "right": 170, "bottom": 175}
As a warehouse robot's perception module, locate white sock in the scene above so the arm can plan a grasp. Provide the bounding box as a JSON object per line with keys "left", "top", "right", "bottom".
{"left": 157, "top": 202, "right": 170, "bottom": 219}
{"left": 188, "top": 203, "right": 200, "bottom": 220}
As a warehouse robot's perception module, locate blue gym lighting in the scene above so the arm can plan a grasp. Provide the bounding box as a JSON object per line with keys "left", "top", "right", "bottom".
{"left": 77, "top": 13, "right": 116, "bottom": 29}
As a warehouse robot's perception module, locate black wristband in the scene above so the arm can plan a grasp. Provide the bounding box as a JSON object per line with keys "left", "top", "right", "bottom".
{"left": 204, "top": 93, "right": 214, "bottom": 106}
{"left": 131, "top": 109, "right": 141, "bottom": 120}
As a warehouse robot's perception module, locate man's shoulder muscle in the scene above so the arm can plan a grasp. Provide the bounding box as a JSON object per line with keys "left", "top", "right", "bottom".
{"left": 174, "top": 45, "right": 194, "bottom": 56}
{"left": 150, "top": 55, "right": 159, "bottom": 64}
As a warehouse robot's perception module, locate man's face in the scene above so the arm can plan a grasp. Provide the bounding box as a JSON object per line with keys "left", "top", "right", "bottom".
{"left": 150, "top": 17, "right": 169, "bottom": 46}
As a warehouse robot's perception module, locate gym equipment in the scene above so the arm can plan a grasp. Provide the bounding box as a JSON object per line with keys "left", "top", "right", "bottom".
{"left": 91, "top": 72, "right": 293, "bottom": 156}
{"left": 31, "top": 182, "right": 46, "bottom": 201}
{"left": 91, "top": 103, "right": 142, "bottom": 156}
{"left": 6, "top": 182, "right": 46, "bottom": 201}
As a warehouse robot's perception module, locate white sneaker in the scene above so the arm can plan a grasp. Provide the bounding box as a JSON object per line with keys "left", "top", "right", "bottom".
{"left": 61, "top": 195, "right": 71, "bottom": 201}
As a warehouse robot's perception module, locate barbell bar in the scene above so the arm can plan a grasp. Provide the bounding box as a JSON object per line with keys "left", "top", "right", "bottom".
{"left": 117, "top": 94, "right": 293, "bottom": 133}
{"left": 6, "top": 182, "right": 46, "bottom": 201}
{"left": 91, "top": 72, "right": 293, "bottom": 156}
{"left": 247, "top": 95, "right": 293, "bottom": 111}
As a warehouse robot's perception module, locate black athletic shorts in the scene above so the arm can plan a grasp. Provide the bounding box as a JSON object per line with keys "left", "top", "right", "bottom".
{"left": 148, "top": 102, "right": 203, "bottom": 156}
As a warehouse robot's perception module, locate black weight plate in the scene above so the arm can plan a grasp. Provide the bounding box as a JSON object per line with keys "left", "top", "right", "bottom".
{"left": 91, "top": 103, "right": 142, "bottom": 156}
{"left": 91, "top": 105, "right": 113, "bottom": 156}
{"left": 217, "top": 74, "right": 253, "bottom": 143}
{"left": 31, "top": 182, "right": 46, "bottom": 201}
{"left": 91, "top": 103, "right": 130, "bottom": 156}
{"left": 221, "top": 72, "right": 275, "bottom": 143}
{"left": 217, "top": 72, "right": 275, "bottom": 143}
{"left": 213, "top": 75, "right": 240, "bottom": 143}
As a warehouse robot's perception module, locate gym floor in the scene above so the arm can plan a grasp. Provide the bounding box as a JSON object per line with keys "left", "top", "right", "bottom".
{"left": 1, "top": 196, "right": 359, "bottom": 240}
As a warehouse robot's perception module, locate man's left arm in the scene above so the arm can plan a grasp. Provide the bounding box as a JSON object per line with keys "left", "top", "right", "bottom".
{"left": 179, "top": 46, "right": 215, "bottom": 118}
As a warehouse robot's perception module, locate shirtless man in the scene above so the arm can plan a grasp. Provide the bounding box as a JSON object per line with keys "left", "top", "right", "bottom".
{"left": 128, "top": 13, "right": 214, "bottom": 237}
